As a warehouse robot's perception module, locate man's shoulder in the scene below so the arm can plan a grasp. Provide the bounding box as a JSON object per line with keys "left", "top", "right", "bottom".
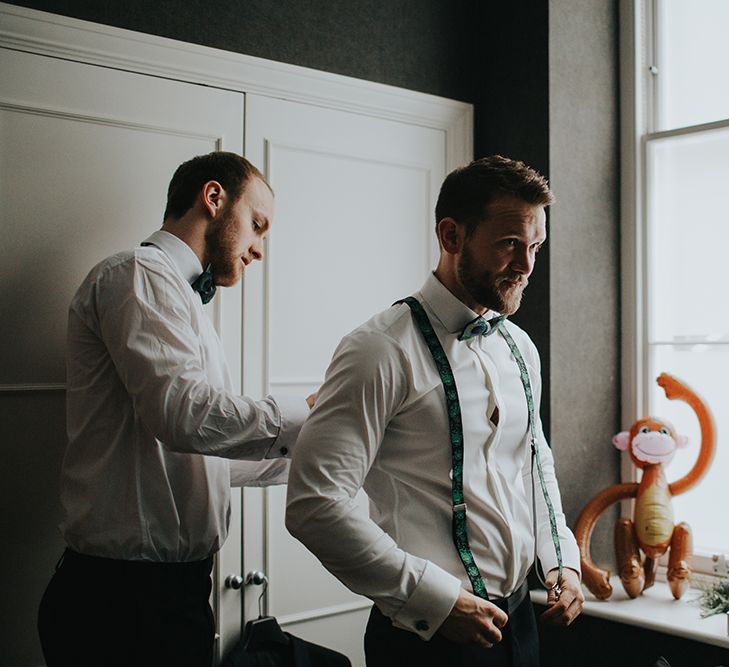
{"left": 348, "top": 301, "right": 418, "bottom": 344}
{"left": 330, "top": 301, "right": 422, "bottom": 366}
{"left": 72, "top": 244, "right": 180, "bottom": 306}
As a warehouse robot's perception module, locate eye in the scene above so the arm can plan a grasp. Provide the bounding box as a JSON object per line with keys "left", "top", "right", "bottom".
{"left": 639, "top": 426, "right": 650, "bottom": 434}
{"left": 659, "top": 427, "right": 669, "bottom": 435}
{"left": 252, "top": 220, "right": 262, "bottom": 231}
{"left": 504, "top": 238, "right": 518, "bottom": 247}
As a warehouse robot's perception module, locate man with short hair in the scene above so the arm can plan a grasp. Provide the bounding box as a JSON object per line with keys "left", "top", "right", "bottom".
{"left": 38, "top": 152, "right": 311, "bottom": 666}
{"left": 286, "top": 156, "right": 584, "bottom": 667}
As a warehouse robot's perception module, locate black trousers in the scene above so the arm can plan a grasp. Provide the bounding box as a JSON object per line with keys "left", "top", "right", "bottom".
{"left": 38, "top": 549, "right": 215, "bottom": 667}
{"left": 364, "top": 585, "right": 540, "bottom": 667}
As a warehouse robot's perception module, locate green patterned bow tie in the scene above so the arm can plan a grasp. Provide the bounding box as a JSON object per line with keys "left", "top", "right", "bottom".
{"left": 191, "top": 265, "right": 216, "bottom": 304}
{"left": 458, "top": 315, "right": 506, "bottom": 341}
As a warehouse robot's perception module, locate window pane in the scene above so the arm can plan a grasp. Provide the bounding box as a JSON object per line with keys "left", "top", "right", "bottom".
{"left": 646, "top": 127, "right": 729, "bottom": 341}
{"left": 657, "top": 0, "right": 729, "bottom": 130}
{"left": 649, "top": 345, "right": 727, "bottom": 554}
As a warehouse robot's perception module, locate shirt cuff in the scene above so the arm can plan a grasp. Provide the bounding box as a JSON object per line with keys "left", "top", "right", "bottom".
{"left": 265, "top": 394, "right": 309, "bottom": 459}
{"left": 538, "top": 537, "right": 581, "bottom": 579}
{"left": 390, "top": 561, "right": 462, "bottom": 641}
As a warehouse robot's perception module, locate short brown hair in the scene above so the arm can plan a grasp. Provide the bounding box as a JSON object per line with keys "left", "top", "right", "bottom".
{"left": 163, "top": 151, "right": 271, "bottom": 220}
{"left": 435, "top": 155, "right": 554, "bottom": 236}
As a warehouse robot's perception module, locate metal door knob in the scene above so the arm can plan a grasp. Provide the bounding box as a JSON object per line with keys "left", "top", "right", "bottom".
{"left": 225, "top": 574, "right": 244, "bottom": 590}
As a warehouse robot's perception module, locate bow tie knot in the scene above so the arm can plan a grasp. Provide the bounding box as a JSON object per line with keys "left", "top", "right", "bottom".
{"left": 191, "top": 265, "right": 216, "bottom": 304}
{"left": 458, "top": 315, "right": 506, "bottom": 341}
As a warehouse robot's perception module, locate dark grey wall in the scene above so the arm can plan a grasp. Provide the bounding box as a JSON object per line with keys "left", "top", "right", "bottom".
{"left": 461, "top": 1, "right": 553, "bottom": 432}
{"left": 5, "top": 0, "right": 473, "bottom": 102}
{"left": 548, "top": 0, "right": 621, "bottom": 571}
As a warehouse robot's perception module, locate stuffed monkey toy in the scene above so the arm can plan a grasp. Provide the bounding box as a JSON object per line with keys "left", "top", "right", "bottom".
{"left": 574, "top": 373, "right": 715, "bottom": 600}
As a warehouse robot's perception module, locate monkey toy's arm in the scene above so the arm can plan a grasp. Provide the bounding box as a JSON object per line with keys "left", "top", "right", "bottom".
{"left": 657, "top": 373, "right": 716, "bottom": 496}
{"left": 574, "top": 482, "right": 638, "bottom": 599}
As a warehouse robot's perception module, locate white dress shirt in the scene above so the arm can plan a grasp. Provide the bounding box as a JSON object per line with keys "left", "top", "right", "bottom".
{"left": 286, "top": 273, "right": 580, "bottom": 640}
{"left": 61, "top": 230, "right": 307, "bottom": 562}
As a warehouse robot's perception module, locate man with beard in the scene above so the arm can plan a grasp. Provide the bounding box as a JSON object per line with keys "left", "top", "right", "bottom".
{"left": 286, "top": 156, "right": 584, "bottom": 667}
{"left": 38, "top": 152, "right": 312, "bottom": 667}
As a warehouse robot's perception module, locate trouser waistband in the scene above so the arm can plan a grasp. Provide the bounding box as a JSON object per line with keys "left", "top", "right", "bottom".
{"left": 58, "top": 548, "right": 213, "bottom": 575}
{"left": 489, "top": 579, "right": 530, "bottom": 615}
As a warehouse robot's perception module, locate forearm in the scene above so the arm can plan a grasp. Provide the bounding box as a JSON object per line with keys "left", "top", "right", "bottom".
{"left": 229, "top": 458, "right": 290, "bottom": 487}
{"left": 285, "top": 482, "right": 460, "bottom": 638}
{"left": 139, "top": 377, "right": 306, "bottom": 460}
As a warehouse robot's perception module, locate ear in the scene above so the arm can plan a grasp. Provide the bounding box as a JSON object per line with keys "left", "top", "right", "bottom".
{"left": 436, "top": 217, "right": 463, "bottom": 255}
{"left": 675, "top": 434, "right": 690, "bottom": 448}
{"left": 612, "top": 431, "right": 631, "bottom": 451}
{"left": 201, "top": 180, "right": 224, "bottom": 218}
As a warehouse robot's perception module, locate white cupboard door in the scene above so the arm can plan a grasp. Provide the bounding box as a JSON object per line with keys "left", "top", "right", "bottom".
{"left": 0, "top": 48, "right": 245, "bottom": 662}
{"left": 242, "top": 93, "right": 445, "bottom": 666}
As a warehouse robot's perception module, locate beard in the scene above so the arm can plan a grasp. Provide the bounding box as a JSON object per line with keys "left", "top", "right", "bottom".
{"left": 205, "top": 204, "right": 241, "bottom": 287}
{"left": 457, "top": 245, "right": 527, "bottom": 316}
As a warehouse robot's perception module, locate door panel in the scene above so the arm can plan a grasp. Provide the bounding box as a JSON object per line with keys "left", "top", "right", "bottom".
{"left": 243, "top": 93, "right": 445, "bottom": 666}
{"left": 0, "top": 48, "right": 245, "bottom": 665}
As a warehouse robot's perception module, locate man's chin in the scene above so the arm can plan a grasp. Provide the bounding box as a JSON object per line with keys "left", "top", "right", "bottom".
{"left": 495, "top": 289, "right": 524, "bottom": 316}
{"left": 212, "top": 269, "right": 239, "bottom": 288}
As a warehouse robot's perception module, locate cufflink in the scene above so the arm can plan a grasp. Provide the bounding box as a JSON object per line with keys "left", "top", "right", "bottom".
{"left": 280, "top": 446, "right": 289, "bottom": 456}
{"left": 415, "top": 619, "right": 429, "bottom": 632}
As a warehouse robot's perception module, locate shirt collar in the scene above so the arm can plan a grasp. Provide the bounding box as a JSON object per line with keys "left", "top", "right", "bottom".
{"left": 419, "top": 272, "right": 502, "bottom": 336}
{"left": 141, "top": 230, "right": 203, "bottom": 285}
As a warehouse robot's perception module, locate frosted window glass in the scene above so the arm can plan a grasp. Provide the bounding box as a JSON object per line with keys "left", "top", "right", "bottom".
{"left": 657, "top": 0, "right": 729, "bottom": 130}
{"left": 648, "top": 345, "right": 728, "bottom": 553}
{"left": 646, "top": 126, "right": 729, "bottom": 342}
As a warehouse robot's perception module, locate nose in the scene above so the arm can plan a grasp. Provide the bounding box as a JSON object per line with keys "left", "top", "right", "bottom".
{"left": 511, "top": 246, "right": 534, "bottom": 276}
{"left": 250, "top": 240, "right": 264, "bottom": 262}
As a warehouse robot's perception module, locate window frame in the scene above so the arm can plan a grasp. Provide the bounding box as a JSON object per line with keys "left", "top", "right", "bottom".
{"left": 619, "top": 0, "right": 729, "bottom": 579}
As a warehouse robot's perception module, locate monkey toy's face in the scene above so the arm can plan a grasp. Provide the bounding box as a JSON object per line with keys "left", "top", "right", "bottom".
{"left": 613, "top": 418, "right": 689, "bottom": 469}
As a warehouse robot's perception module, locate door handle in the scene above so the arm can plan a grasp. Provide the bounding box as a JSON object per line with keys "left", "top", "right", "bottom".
{"left": 242, "top": 570, "right": 269, "bottom": 616}
{"left": 224, "top": 570, "right": 268, "bottom": 591}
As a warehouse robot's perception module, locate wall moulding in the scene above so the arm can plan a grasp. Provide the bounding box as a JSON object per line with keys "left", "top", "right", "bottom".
{"left": 0, "top": 2, "right": 473, "bottom": 171}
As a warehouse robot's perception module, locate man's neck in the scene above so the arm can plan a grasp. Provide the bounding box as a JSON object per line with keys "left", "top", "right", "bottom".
{"left": 432, "top": 265, "right": 488, "bottom": 316}
{"left": 161, "top": 214, "right": 206, "bottom": 266}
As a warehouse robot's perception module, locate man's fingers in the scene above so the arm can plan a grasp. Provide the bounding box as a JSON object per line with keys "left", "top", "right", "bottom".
{"left": 562, "top": 596, "right": 584, "bottom": 626}
{"left": 439, "top": 588, "right": 510, "bottom": 646}
{"left": 540, "top": 592, "right": 584, "bottom": 626}
{"left": 480, "top": 622, "right": 502, "bottom": 645}
{"left": 546, "top": 588, "right": 558, "bottom": 605}
{"left": 492, "top": 607, "right": 509, "bottom": 628}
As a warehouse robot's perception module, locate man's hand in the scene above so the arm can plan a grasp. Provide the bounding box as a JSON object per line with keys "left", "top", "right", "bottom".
{"left": 305, "top": 392, "right": 318, "bottom": 409}
{"left": 437, "top": 588, "right": 508, "bottom": 648}
{"left": 539, "top": 567, "right": 584, "bottom": 626}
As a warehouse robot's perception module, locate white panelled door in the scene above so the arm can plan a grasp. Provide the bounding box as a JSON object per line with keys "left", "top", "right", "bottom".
{"left": 242, "top": 93, "right": 446, "bottom": 666}
{"left": 0, "top": 48, "right": 246, "bottom": 661}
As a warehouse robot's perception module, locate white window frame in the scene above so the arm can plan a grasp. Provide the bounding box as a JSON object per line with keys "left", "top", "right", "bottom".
{"left": 620, "top": 0, "right": 729, "bottom": 579}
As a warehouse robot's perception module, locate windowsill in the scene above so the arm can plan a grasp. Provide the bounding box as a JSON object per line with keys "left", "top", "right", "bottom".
{"left": 530, "top": 577, "right": 729, "bottom": 650}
